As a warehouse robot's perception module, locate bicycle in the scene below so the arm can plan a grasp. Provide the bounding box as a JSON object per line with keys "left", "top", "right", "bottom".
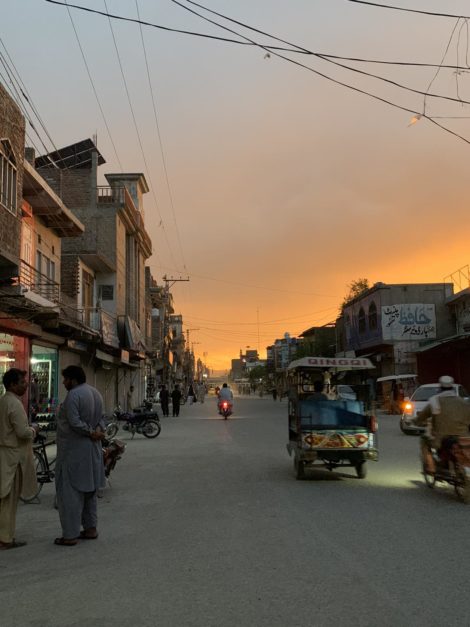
{"left": 20, "top": 433, "right": 56, "bottom": 503}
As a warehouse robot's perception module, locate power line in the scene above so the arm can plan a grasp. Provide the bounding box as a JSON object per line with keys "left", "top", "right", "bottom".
{"left": 44, "top": 1, "right": 470, "bottom": 70}
{"left": 172, "top": 0, "right": 470, "bottom": 146}
{"left": 63, "top": 0, "right": 123, "bottom": 171}
{"left": 45, "top": 0, "right": 470, "bottom": 145}
{"left": 135, "top": 0, "right": 188, "bottom": 274}
{"left": 184, "top": 306, "right": 339, "bottom": 326}
{"left": 102, "top": 0, "right": 180, "bottom": 271}
{"left": 345, "top": 0, "right": 470, "bottom": 20}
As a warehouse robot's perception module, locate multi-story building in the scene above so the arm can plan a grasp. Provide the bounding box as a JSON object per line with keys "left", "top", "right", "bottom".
{"left": 35, "top": 139, "right": 153, "bottom": 409}
{"left": 146, "top": 268, "right": 175, "bottom": 392}
{"left": 0, "top": 83, "right": 84, "bottom": 411}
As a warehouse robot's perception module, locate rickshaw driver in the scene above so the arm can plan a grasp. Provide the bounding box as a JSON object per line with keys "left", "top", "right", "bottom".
{"left": 415, "top": 375, "right": 470, "bottom": 465}
{"left": 306, "top": 380, "right": 328, "bottom": 401}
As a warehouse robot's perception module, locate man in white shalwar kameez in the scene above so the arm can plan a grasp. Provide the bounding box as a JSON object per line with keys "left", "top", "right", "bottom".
{"left": 54, "top": 366, "right": 106, "bottom": 546}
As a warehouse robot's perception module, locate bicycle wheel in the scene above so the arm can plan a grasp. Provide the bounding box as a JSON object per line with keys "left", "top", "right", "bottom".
{"left": 20, "top": 450, "right": 46, "bottom": 503}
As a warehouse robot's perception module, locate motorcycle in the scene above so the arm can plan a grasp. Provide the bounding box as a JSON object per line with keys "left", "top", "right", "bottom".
{"left": 218, "top": 400, "right": 233, "bottom": 420}
{"left": 102, "top": 436, "right": 126, "bottom": 478}
{"left": 113, "top": 405, "right": 161, "bottom": 439}
{"left": 421, "top": 436, "right": 470, "bottom": 503}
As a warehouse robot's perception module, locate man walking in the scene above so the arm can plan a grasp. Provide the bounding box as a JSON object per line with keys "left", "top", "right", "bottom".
{"left": 0, "top": 368, "right": 38, "bottom": 550}
{"left": 171, "top": 385, "right": 182, "bottom": 417}
{"left": 159, "top": 385, "right": 169, "bottom": 417}
{"left": 54, "top": 366, "right": 106, "bottom": 546}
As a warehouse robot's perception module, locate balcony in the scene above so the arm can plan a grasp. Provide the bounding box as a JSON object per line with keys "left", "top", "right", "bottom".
{"left": 79, "top": 307, "right": 120, "bottom": 349}
{"left": 17, "top": 260, "right": 59, "bottom": 305}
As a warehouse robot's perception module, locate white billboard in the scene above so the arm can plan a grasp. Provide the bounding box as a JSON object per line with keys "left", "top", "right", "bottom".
{"left": 381, "top": 304, "right": 436, "bottom": 340}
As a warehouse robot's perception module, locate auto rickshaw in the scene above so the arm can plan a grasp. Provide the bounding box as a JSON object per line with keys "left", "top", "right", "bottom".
{"left": 286, "top": 357, "right": 378, "bottom": 480}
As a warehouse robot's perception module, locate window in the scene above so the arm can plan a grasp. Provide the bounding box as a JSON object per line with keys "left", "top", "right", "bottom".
{"left": 368, "top": 302, "right": 378, "bottom": 330}
{"left": 36, "top": 250, "right": 43, "bottom": 275}
{"left": 358, "top": 307, "right": 366, "bottom": 333}
{"left": 0, "top": 140, "right": 17, "bottom": 214}
{"left": 99, "top": 285, "right": 114, "bottom": 300}
{"left": 45, "top": 258, "right": 56, "bottom": 282}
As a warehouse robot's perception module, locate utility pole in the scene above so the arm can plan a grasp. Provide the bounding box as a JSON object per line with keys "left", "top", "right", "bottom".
{"left": 257, "top": 308, "right": 260, "bottom": 354}
{"left": 162, "top": 274, "right": 190, "bottom": 290}
{"left": 186, "top": 328, "right": 200, "bottom": 346}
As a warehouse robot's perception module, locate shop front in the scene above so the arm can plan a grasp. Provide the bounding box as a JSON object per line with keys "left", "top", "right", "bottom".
{"left": 30, "top": 343, "right": 59, "bottom": 428}
{"left": 0, "top": 332, "right": 30, "bottom": 398}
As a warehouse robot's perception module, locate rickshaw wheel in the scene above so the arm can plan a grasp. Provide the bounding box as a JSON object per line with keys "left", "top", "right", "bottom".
{"left": 355, "top": 462, "right": 367, "bottom": 479}
{"left": 294, "top": 457, "right": 305, "bottom": 480}
{"left": 453, "top": 463, "right": 470, "bottom": 503}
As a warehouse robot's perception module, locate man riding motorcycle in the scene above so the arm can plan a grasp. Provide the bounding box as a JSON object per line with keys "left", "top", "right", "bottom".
{"left": 415, "top": 375, "right": 470, "bottom": 467}
{"left": 217, "top": 383, "right": 233, "bottom": 414}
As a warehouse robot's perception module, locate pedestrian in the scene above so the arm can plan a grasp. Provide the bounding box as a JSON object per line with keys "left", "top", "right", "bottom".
{"left": 171, "top": 385, "right": 182, "bottom": 416}
{"left": 159, "top": 385, "right": 169, "bottom": 417}
{"left": 0, "top": 368, "right": 38, "bottom": 550}
{"left": 272, "top": 388, "right": 277, "bottom": 401}
{"left": 126, "top": 385, "right": 135, "bottom": 411}
{"left": 187, "top": 383, "right": 195, "bottom": 405}
{"left": 54, "top": 365, "right": 106, "bottom": 547}
{"left": 197, "top": 383, "right": 206, "bottom": 404}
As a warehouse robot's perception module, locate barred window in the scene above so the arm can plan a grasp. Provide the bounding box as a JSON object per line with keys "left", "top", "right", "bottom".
{"left": 0, "top": 140, "right": 17, "bottom": 215}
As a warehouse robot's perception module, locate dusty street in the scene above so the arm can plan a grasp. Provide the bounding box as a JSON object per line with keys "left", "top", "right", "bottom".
{"left": 1, "top": 396, "right": 469, "bottom": 627}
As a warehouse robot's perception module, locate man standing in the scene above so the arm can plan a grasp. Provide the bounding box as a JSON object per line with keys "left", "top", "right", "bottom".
{"left": 0, "top": 368, "right": 38, "bottom": 550}
{"left": 171, "top": 385, "right": 182, "bottom": 417}
{"left": 54, "top": 366, "right": 105, "bottom": 546}
{"left": 159, "top": 385, "right": 169, "bottom": 417}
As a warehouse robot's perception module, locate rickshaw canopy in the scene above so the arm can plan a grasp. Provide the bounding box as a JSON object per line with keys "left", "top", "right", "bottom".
{"left": 287, "top": 357, "right": 374, "bottom": 371}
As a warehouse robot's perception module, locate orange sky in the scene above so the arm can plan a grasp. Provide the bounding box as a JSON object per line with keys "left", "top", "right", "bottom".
{"left": 4, "top": 1, "right": 470, "bottom": 371}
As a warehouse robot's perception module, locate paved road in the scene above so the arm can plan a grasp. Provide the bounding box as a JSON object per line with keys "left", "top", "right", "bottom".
{"left": 1, "top": 397, "right": 470, "bottom": 627}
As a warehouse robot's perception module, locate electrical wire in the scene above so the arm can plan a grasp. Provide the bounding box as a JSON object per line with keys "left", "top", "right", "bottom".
{"left": 170, "top": 0, "right": 470, "bottom": 146}
{"left": 177, "top": 0, "right": 470, "bottom": 114}
{"left": 102, "top": 0, "right": 180, "bottom": 272}
{"left": 63, "top": 0, "right": 123, "bottom": 171}
{"left": 44, "top": 1, "right": 470, "bottom": 71}
{"left": 345, "top": 0, "right": 470, "bottom": 20}
{"left": 135, "top": 0, "right": 188, "bottom": 275}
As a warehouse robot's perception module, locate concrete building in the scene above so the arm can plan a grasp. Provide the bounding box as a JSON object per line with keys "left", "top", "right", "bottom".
{"left": 338, "top": 282, "right": 455, "bottom": 379}
{"left": 0, "top": 82, "right": 84, "bottom": 414}
{"left": 35, "top": 139, "right": 153, "bottom": 410}
{"left": 146, "top": 268, "right": 175, "bottom": 392}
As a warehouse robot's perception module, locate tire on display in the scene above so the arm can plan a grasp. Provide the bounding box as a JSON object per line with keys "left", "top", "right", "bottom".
{"left": 20, "top": 450, "right": 46, "bottom": 503}
{"left": 142, "top": 419, "right": 161, "bottom": 439}
{"left": 355, "top": 462, "right": 367, "bottom": 479}
{"left": 294, "top": 457, "right": 305, "bottom": 480}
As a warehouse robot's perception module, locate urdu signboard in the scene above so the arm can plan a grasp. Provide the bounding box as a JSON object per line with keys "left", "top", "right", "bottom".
{"left": 381, "top": 304, "right": 436, "bottom": 340}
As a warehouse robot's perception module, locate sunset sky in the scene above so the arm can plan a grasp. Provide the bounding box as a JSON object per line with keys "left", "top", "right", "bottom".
{"left": 3, "top": 1, "right": 470, "bottom": 370}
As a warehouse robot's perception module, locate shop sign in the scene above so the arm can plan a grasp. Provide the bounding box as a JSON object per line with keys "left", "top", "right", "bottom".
{"left": 382, "top": 304, "right": 436, "bottom": 340}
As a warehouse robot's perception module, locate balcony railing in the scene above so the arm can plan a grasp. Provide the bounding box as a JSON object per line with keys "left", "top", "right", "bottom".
{"left": 17, "top": 260, "right": 60, "bottom": 303}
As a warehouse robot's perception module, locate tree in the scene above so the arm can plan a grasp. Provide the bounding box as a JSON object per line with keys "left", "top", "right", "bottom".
{"left": 248, "top": 365, "right": 267, "bottom": 386}
{"left": 342, "top": 278, "right": 370, "bottom": 309}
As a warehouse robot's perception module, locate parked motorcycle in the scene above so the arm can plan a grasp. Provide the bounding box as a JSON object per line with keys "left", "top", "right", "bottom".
{"left": 421, "top": 436, "right": 470, "bottom": 503}
{"left": 218, "top": 400, "right": 233, "bottom": 420}
{"left": 116, "top": 406, "right": 161, "bottom": 439}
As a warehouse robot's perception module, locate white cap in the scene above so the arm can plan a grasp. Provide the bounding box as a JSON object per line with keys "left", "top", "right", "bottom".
{"left": 438, "top": 375, "right": 454, "bottom": 389}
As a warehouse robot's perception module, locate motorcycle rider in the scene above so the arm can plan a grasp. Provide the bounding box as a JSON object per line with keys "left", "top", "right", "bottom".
{"left": 415, "top": 375, "right": 470, "bottom": 465}
{"left": 218, "top": 383, "right": 233, "bottom": 414}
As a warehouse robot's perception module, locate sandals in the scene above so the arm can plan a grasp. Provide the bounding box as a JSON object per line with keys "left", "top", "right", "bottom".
{"left": 54, "top": 537, "right": 78, "bottom": 546}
